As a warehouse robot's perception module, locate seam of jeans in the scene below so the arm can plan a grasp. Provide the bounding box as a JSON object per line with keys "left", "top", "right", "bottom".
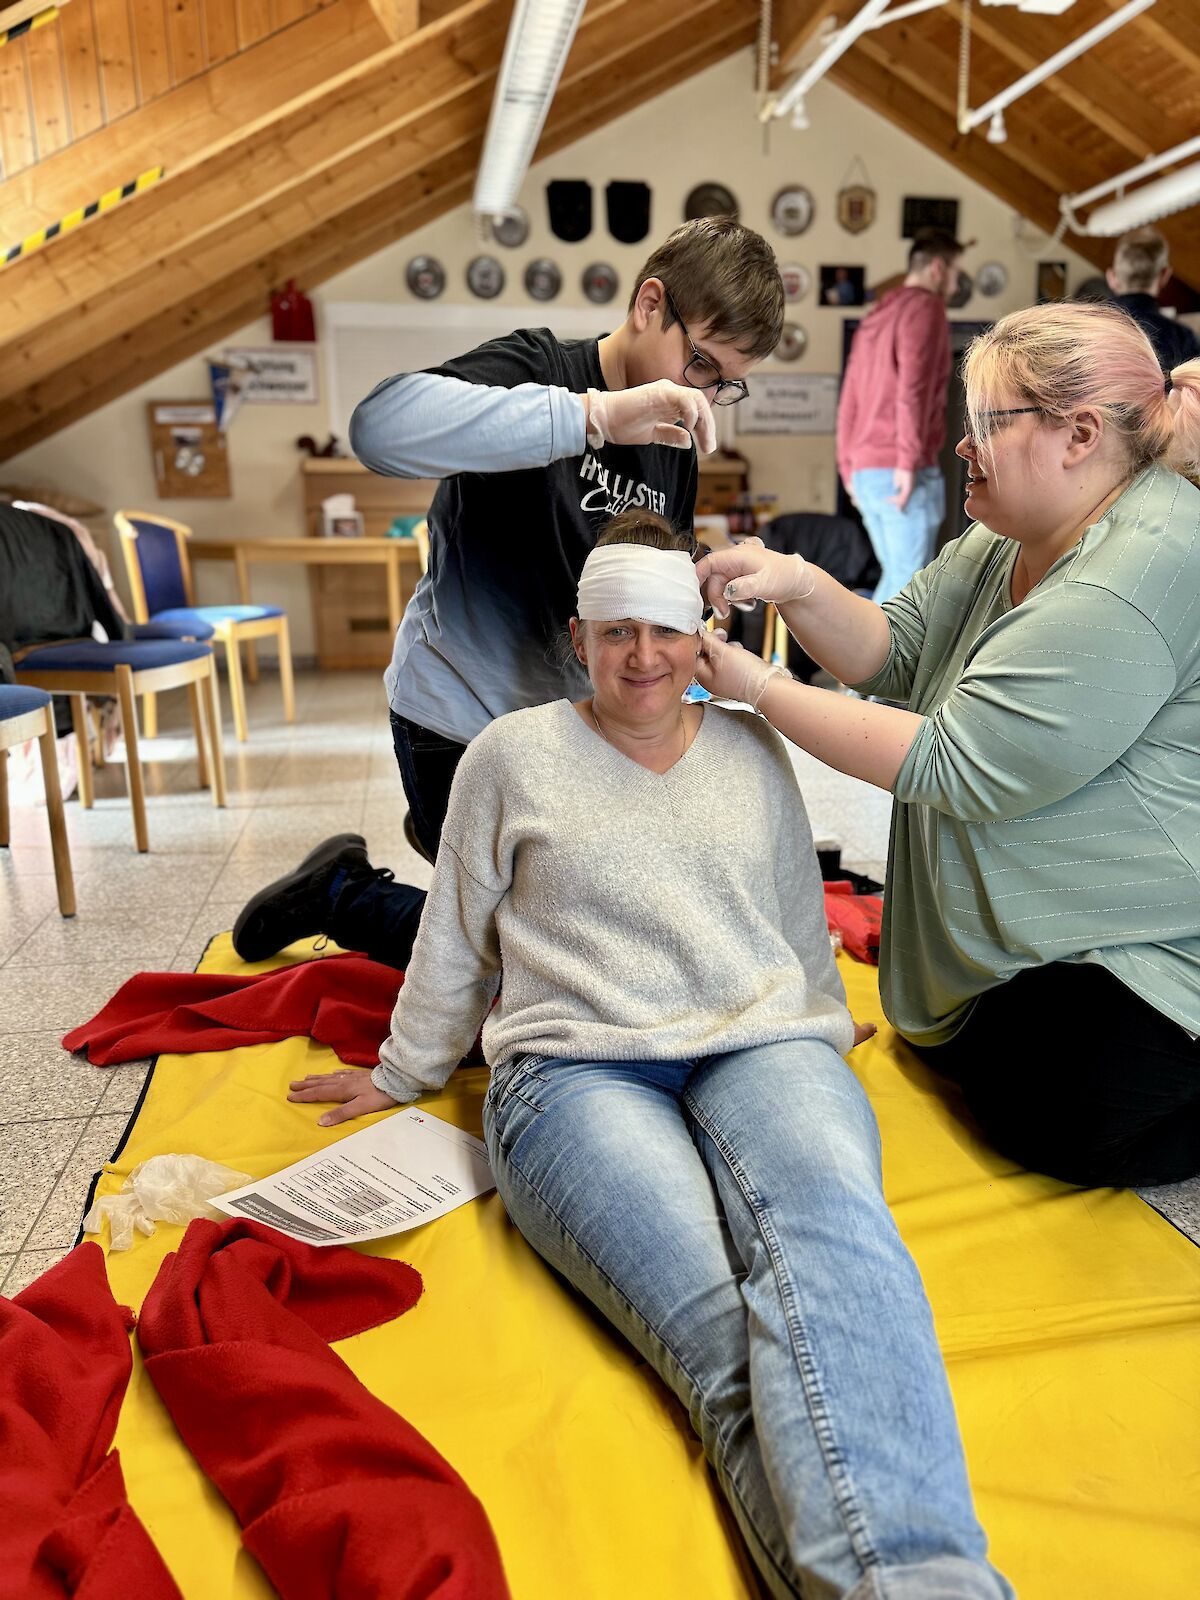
{"left": 684, "top": 1094, "right": 881, "bottom": 1577}
{"left": 489, "top": 1131, "right": 800, "bottom": 1596}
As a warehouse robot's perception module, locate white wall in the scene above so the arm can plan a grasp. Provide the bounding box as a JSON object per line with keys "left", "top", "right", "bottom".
{"left": 5, "top": 48, "right": 1095, "bottom": 657}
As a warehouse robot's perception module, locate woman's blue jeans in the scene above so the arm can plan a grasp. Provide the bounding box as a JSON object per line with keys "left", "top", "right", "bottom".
{"left": 483, "top": 1039, "right": 1013, "bottom": 1600}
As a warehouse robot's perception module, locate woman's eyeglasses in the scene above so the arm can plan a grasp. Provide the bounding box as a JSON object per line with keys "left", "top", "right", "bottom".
{"left": 663, "top": 287, "right": 749, "bottom": 406}
{"left": 960, "top": 406, "right": 1041, "bottom": 445}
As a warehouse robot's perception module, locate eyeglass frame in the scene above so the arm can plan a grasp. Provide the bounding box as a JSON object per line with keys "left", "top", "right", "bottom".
{"left": 662, "top": 286, "right": 749, "bottom": 407}
{"left": 960, "top": 405, "right": 1043, "bottom": 444}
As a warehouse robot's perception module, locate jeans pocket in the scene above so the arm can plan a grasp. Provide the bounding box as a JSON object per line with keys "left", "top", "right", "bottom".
{"left": 488, "top": 1053, "right": 550, "bottom": 1117}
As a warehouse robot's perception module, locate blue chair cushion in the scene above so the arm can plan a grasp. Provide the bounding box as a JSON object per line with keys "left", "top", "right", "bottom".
{"left": 17, "top": 640, "right": 212, "bottom": 672}
{"left": 0, "top": 683, "right": 53, "bottom": 719}
{"left": 133, "top": 617, "right": 216, "bottom": 641}
{"left": 152, "top": 605, "right": 284, "bottom": 629}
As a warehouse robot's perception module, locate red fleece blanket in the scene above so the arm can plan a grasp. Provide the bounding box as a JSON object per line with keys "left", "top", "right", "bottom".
{"left": 0, "top": 1242, "right": 181, "bottom": 1597}
{"left": 62, "top": 953, "right": 412, "bottom": 1068}
{"left": 137, "top": 1218, "right": 510, "bottom": 1599}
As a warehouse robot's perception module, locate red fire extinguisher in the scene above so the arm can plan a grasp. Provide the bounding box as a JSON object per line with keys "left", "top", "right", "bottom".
{"left": 270, "top": 280, "right": 316, "bottom": 342}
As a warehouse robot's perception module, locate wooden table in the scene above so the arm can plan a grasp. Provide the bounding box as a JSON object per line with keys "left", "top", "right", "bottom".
{"left": 190, "top": 536, "right": 423, "bottom": 670}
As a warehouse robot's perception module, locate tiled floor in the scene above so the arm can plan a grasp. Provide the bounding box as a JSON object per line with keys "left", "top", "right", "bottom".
{"left": 0, "top": 669, "right": 1194, "bottom": 1299}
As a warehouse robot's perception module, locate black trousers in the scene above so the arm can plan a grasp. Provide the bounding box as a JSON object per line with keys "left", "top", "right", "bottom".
{"left": 913, "top": 962, "right": 1200, "bottom": 1188}
{"left": 388, "top": 711, "right": 467, "bottom": 861}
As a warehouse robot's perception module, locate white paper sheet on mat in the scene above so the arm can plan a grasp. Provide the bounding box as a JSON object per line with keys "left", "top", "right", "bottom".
{"left": 213, "top": 1108, "right": 494, "bottom": 1246}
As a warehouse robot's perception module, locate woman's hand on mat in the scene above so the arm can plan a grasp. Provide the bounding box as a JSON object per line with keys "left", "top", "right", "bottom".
{"left": 851, "top": 1018, "right": 877, "bottom": 1049}
{"left": 287, "top": 1069, "right": 399, "bottom": 1126}
{"left": 694, "top": 537, "right": 812, "bottom": 618}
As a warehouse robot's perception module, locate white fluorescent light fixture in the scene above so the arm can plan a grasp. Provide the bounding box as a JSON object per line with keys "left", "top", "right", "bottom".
{"left": 473, "top": 0, "right": 586, "bottom": 225}
{"left": 1061, "top": 135, "right": 1200, "bottom": 235}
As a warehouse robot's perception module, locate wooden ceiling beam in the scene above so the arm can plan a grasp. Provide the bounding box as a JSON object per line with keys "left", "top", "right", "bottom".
{"left": 367, "top": 0, "right": 420, "bottom": 39}
{"left": 851, "top": 26, "right": 1117, "bottom": 202}
{"left": 1102, "top": 0, "right": 1200, "bottom": 82}
{"left": 769, "top": 0, "right": 842, "bottom": 90}
{"left": 827, "top": 44, "right": 1112, "bottom": 278}
{"left": 0, "top": 0, "right": 400, "bottom": 244}
{"left": 0, "top": 4, "right": 755, "bottom": 456}
{"left": 943, "top": 0, "right": 1165, "bottom": 164}
{"left": 3, "top": 0, "right": 728, "bottom": 342}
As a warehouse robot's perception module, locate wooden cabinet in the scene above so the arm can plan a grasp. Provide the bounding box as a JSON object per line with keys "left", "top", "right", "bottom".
{"left": 696, "top": 451, "right": 750, "bottom": 516}
{"left": 301, "top": 459, "right": 435, "bottom": 669}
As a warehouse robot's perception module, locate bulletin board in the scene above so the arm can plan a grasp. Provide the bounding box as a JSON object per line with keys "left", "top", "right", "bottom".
{"left": 147, "top": 402, "right": 231, "bottom": 499}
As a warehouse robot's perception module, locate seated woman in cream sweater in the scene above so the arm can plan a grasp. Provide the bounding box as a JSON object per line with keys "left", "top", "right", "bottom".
{"left": 289, "top": 510, "right": 1012, "bottom": 1600}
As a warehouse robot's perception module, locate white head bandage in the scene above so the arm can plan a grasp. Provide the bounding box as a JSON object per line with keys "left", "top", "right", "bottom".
{"left": 576, "top": 545, "right": 704, "bottom": 635}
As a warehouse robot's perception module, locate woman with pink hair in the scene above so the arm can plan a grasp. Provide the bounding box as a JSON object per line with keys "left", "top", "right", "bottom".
{"left": 696, "top": 300, "right": 1200, "bottom": 1189}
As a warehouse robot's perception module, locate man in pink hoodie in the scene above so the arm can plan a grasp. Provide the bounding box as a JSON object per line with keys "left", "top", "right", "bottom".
{"left": 836, "top": 230, "right": 963, "bottom": 600}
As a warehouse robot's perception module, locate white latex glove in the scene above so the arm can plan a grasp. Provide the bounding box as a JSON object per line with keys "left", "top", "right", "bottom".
{"left": 82, "top": 1153, "right": 252, "bottom": 1251}
{"left": 586, "top": 380, "right": 717, "bottom": 454}
{"left": 696, "top": 629, "right": 791, "bottom": 710}
{"left": 693, "top": 536, "right": 814, "bottom": 618}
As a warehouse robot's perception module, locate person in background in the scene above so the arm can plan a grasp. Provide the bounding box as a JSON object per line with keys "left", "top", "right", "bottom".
{"left": 836, "top": 229, "right": 964, "bottom": 602}
{"left": 289, "top": 510, "right": 1013, "bottom": 1600}
{"left": 1106, "top": 225, "right": 1200, "bottom": 374}
{"left": 230, "top": 218, "right": 783, "bottom": 970}
{"left": 697, "top": 301, "right": 1200, "bottom": 1190}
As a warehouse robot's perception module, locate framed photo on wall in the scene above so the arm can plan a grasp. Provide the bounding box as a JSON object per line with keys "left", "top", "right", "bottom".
{"left": 820, "top": 265, "right": 866, "bottom": 307}
{"left": 1036, "top": 261, "right": 1068, "bottom": 303}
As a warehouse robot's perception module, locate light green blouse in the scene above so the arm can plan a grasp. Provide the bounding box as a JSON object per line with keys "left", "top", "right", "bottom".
{"left": 855, "top": 464, "right": 1200, "bottom": 1044}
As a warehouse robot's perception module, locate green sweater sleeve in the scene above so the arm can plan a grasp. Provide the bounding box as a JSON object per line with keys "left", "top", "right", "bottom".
{"left": 851, "top": 545, "right": 952, "bottom": 703}
{"left": 895, "top": 583, "right": 1177, "bottom": 822}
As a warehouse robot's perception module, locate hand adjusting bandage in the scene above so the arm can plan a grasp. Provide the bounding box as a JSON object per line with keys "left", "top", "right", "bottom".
{"left": 576, "top": 545, "right": 704, "bottom": 634}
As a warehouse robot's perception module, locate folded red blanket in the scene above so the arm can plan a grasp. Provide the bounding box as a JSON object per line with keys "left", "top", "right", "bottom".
{"left": 0, "top": 1243, "right": 181, "bottom": 1598}
{"left": 137, "top": 1218, "right": 510, "bottom": 1599}
{"left": 62, "top": 953, "right": 413, "bottom": 1068}
{"left": 824, "top": 884, "right": 883, "bottom": 965}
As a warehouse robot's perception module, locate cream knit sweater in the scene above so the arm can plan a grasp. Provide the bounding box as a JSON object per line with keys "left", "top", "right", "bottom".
{"left": 372, "top": 700, "right": 852, "bottom": 1102}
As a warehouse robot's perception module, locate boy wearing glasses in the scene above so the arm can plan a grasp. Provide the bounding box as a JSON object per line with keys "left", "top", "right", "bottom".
{"left": 350, "top": 216, "right": 782, "bottom": 862}
{"left": 231, "top": 218, "right": 782, "bottom": 965}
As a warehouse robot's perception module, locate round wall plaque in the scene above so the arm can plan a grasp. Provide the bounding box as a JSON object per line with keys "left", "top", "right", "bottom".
{"left": 774, "top": 322, "right": 808, "bottom": 362}
{"left": 492, "top": 208, "right": 530, "bottom": 248}
{"left": 780, "top": 262, "right": 811, "bottom": 303}
{"left": 582, "top": 261, "right": 619, "bottom": 304}
{"left": 771, "top": 186, "right": 815, "bottom": 237}
{"left": 405, "top": 255, "right": 445, "bottom": 300}
{"left": 466, "top": 255, "right": 505, "bottom": 299}
{"left": 684, "top": 182, "right": 738, "bottom": 221}
{"left": 524, "top": 258, "right": 562, "bottom": 301}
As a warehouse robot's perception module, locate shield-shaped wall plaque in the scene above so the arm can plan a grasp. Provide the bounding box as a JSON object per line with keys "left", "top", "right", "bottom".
{"left": 837, "top": 183, "right": 876, "bottom": 235}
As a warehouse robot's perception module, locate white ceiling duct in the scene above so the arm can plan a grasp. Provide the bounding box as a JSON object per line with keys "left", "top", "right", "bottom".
{"left": 473, "top": 0, "right": 587, "bottom": 225}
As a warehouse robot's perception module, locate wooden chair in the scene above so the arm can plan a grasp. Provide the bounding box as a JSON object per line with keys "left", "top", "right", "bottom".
{"left": 16, "top": 639, "right": 227, "bottom": 854}
{"left": 115, "top": 511, "right": 296, "bottom": 743}
{"left": 413, "top": 518, "right": 430, "bottom": 576}
{"left": 0, "top": 684, "right": 75, "bottom": 916}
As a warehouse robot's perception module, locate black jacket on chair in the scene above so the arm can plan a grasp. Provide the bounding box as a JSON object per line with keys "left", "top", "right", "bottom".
{"left": 0, "top": 504, "right": 127, "bottom": 654}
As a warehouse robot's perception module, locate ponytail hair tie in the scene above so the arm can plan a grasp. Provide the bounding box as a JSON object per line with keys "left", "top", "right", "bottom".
{"left": 1165, "top": 375, "right": 1174, "bottom": 395}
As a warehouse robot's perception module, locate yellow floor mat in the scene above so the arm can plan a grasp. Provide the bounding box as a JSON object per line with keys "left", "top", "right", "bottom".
{"left": 87, "top": 937, "right": 1199, "bottom": 1599}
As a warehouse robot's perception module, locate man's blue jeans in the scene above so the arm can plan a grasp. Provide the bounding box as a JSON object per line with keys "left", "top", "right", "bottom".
{"left": 852, "top": 467, "right": 945, "bottom": 603}
{"left": 484, "top": 1039, "right": 1013, "bottom": 1600}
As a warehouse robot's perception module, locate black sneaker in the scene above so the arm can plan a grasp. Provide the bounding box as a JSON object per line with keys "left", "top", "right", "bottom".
{"left": 232, "top": 833, "right": 372, "bottom": 962}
